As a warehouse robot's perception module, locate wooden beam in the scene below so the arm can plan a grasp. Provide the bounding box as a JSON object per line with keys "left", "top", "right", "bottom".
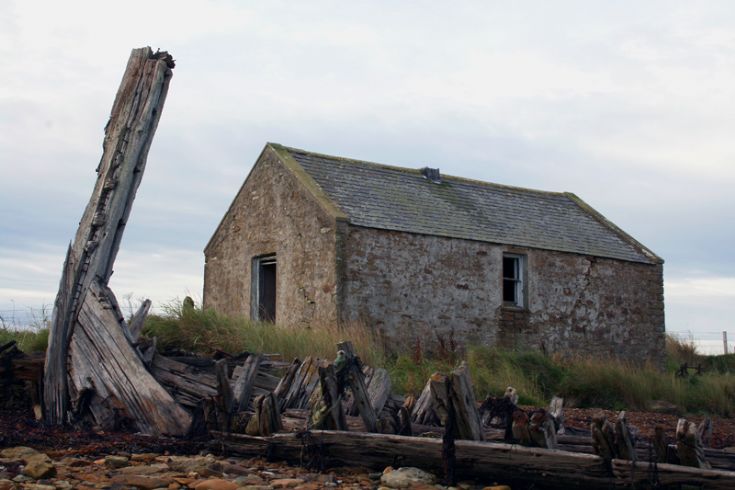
{"left": 232, "top": 354, "right": 261, "bottom": 412}
{"left": 127, "top": 299, "right": 151, "bottom": 342}
{"left": 336, "top": 341, "right": 377, "bottom": 432}
{"left": 43, "top": 47, "right": 175, "bottom": 426}
{"left": 213, "top": 430, "right": 735, "bottom": 490}
{"left": 67, "top": 281, "right": 191, "bottom": 435}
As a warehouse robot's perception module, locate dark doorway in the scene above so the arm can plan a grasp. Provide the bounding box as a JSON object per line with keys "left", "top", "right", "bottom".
{"left": 252, "top": 255, "right": 277, "bottom": 322}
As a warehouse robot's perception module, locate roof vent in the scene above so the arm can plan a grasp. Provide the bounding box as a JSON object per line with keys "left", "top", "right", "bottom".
{"left": 421, "top": 167, "right": 441, "bottom": 183}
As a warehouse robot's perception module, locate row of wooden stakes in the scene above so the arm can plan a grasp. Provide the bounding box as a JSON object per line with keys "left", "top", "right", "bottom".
{"left": 199, "top": 340, "right": 724, "bottom": 473}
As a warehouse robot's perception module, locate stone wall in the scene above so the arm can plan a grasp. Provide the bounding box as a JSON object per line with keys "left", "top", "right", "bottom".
{"left": 339, "top": 226, "right": 665, "bottom": 364}
{"left": 203, "top": 147, "right": 339, "bottom": 326}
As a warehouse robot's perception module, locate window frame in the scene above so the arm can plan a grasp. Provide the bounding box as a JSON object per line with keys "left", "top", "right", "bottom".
{"left": 502, "top": 253, "right": 527, "bottom": 309}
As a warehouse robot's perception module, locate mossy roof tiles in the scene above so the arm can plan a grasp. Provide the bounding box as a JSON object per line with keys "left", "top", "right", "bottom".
{"left": 275, "top": 144, "right": 661, "bottom": 265}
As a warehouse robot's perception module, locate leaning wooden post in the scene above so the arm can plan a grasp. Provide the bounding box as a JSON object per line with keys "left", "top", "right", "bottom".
{"left": 309, "top": 361, "right": 347, "bottom": 431}
{"left": 448, "top": 362, "right": 484, "bottom": 441}
{"left": 336, "top": 340, "right": 377, "bottom": 432}
{"left": 42, "top": 47, "right": 191, "bottom": 435}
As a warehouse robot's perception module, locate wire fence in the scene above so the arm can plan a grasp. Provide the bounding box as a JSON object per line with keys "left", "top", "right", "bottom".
{"left": 667, "top": 330, "right": 735, "bottom": 356}
{"left": 0, "top": 304, "right": 171, "bottom": 331}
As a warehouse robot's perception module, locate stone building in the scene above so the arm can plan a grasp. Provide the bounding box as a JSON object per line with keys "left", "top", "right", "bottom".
{"left": 204, "top": 143, "right": 665, "bottom": 363}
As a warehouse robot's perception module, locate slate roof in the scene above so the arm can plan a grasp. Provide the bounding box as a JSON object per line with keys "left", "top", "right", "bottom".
{"left": 275, "top": 144, "right": 661, "bottom": 264}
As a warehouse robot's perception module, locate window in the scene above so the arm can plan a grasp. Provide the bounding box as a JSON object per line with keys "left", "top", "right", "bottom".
{"left": 502, "top": 254, "right": 525, "bottom": 307}
{"left": 251, "top": 254, "right": 277, "bottom": 322}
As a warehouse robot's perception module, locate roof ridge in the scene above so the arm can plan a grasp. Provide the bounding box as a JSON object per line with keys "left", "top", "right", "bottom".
{"left": 273, "top": 143, "right": 566, "bottom": 198}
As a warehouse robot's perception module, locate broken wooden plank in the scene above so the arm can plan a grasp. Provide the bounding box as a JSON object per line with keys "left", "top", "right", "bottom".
{"left": 43, "top": 46, "right": 176, "bottom": 427}
{"left": 336, "top": 341, "right": 377, "bottom": 432}
{"left": 412, "top": 375, "right": 440, "bottom": 425}
{"left": 127, "top": 299, "right": 151, "bottom": 342}
{"left": 280, "top": 356, "right": 320, "bottom": 410}
{"left": 528, "top": 409, "right": 556, "bottom": 449}
{"left": 246, "top": 392, "right": 282, "bottom": 436}
{"left": 150, "top": 354, "right": 218, "bottom": 408}
{"left": 613, "top": 411, "right": 635, "bottom": 461}
{"left": 448, "top": 362, "right": 483, "bottom": 441}
{"left": 366, "top": 367, "right": 392, "bottom": 414}
{"left": 232, "top": 354, "right": 261, "bottom": 412}
{"left": 309, "top": 362, "right": 347, "bottom": 431}
{"left": 549, "top": 395, "right": 564, "bottom": 434}
{"left": 67, "top": 281, "right": 191, "bottom": 435}
{"left": 215, "top": 358, "right": 234, "bottom": 431}
{"left": 273, "top": 359, "right": 300, "bottom": 410}
{"left": 677, "top": 417, "right": 711, "bottom": 469}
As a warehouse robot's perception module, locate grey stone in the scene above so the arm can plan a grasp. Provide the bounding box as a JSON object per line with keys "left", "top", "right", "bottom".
{"left": 0, "top": 447, "right": 38, "bottom": 460}
{"left": 104, "top": 455, "right": 129, "bottom": 469}
{"left": 380, "top": 467, "right": 436, "bottom": 488}
{"left": 21, "top": 454, "right": 55, "bottom": 479}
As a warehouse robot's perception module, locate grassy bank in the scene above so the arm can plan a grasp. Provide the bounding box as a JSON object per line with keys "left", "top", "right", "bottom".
{"left": 142, "top": 301, "right": 735, "bottom": 417}
{"left": 4, "top": 300, "right": 735, "bottom": 417}
{"left": 143, "top": 301, "right": 387, "bottom": 368}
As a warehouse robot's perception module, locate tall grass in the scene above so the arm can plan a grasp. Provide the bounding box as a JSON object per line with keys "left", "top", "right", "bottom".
{"left": 142, "top": 301, "right": 735, "bottom": 416}
{"left": 0, "top": 327, "right": 49, "bottom": 353}
{"left": 143, "top": 300, "right": 386, "bottom": 367}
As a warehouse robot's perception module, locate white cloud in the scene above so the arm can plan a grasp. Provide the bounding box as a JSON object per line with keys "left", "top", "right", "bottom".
{"left": 1, "top": 0, "right": 734, "bottom": 338}
{"left": 667, "top": 276, "right": 735, "bottom": 299}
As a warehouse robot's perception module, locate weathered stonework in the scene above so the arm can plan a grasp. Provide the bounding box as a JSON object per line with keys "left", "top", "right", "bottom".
{"left": 338, "top": 226, "right": 665, "bottom": 364}
{"left": 203, "top": 147, "right": 339, "bottom": 326}
{"left": 204, "top": 144, "right": 666, "bottom": 366}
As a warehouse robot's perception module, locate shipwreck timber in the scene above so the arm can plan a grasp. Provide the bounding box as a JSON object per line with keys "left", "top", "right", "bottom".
{"left": 0, "top": 44, "right": 725, "bottom": 490}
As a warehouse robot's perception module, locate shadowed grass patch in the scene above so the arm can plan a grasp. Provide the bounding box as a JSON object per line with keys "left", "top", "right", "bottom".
{"left": 0, "top": 327, "right": 49, "bottom": 353}
{"left": 138, "top": 302, "right": 735, "bottom": 417}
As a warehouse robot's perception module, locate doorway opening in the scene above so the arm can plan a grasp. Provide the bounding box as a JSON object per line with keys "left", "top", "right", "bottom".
{"left": 252, "top": 254, "right": 276, "bottom": 322}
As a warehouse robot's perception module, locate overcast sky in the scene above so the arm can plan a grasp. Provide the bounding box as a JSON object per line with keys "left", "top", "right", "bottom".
{"left": 1, "top": 1, "right": 733, "bottom": 348}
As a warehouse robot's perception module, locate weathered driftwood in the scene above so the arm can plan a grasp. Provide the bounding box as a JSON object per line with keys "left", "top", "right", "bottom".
{"left": 654, "top": 425, "right": 669, "bottom": 463}
{"left": 150, "top": 354, "right": 217, "bottom": 408}
{"left": 366, "top": 367, "right": 392, "bottom": 414}
{"left": 591, "top": 414, "right": 616, "bottom": 463}
{"left": 677, "top": 418, "right": 711, "bottom": 469}
{"left": 309, "top": 362, "right": 347, "bottom": 431}
{"left": 614, "top": 411, "right": 636, "bottom": 461}
{"left": 67, "top": 282, "right": 191, "bottom": 435}
{"left": 345, "top": 365, "right": 391, "bottom": 417}
{"left": 214, "top": 359, "right": 235, "bottom": 431}
{"left": 245, "top": 392, "right": 282, "bottom": 436}
{"left": 1, "top": 342, "right": 44, "bottom": 416}
{"left": 411, "top": 375, "right": 439, "bottom": 425}
{"left": 427, "top": 365, "right": 483, "bottom": 441}
{"left": 276, "top": 407, "right": 735, "bottom": 472}
{"left": 479, "top": 390, "right": 519, "bottom": 441}
{"left": 528, "top": 409, "right": 556, "bottom": 449}
{"left": 336, "top": 341, "right": 377, "bottom": 432}
{"left": 549, "top": 395, "right": 564, "bottom": 434}
{"left": 233, "top": 354, "right": 261, "bottom": 412}
{"left": 43, "top": 47, "right": 181, "bottom": 435}
{"left": 213, "top": 430, "right": 735, "bottom": 490}
{"left": 279, "top": 356, "right": 321, "bottom": 410}
{"left": 448, "top": 362, "right": 483, "bottom": 441}
{"left": 273, "top": 359, "right": 300, "bottom": 410}
{"left": 127, "top": 299, "right": 151, "bottom": 342}
{"left": 699, "top": 417, "right": 713, "bottom": 447}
